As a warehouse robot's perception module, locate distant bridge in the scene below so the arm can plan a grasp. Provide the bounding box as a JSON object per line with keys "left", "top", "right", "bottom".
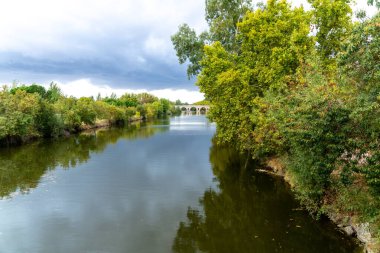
{"left": 175, "top": 105, "right": 210, "bottom": 114}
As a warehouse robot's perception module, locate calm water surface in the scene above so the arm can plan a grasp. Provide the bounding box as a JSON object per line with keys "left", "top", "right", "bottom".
{"left": 0, "top": 115, "right": 362, "bottom": 253}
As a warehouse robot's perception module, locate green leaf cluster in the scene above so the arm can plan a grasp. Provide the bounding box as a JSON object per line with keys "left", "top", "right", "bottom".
{"left": 0, "top": 84, "right": 179, "bottom": 146}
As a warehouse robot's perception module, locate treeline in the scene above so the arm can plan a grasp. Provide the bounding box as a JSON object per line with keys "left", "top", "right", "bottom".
{"left": 0, "top": 83, "right": 180, "bottom": 146}
{"left": 172, "top": 0, "right": 380, "bottom": 247}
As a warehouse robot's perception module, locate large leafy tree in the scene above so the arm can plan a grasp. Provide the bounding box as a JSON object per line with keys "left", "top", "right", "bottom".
{"left": 171, "top": 0, "right": 252, "bottom": 78}
{"left": 338, "top": 13, "right": 380, "bottom": 97}
{"left": 196, "top": 0, "right": 313, "bottom": 151}
{"left": 205, "top": 0, "right": 252, "bottom": 51}
{"left": 0, "top": 90, "right": 41, "bottom": 142}
{"left": 308, "top": 0, "right": 352, "bottom": 72}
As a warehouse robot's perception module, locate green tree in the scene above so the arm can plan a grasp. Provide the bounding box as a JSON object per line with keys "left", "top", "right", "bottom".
{"left": 197, "top": 0, "right": 313, "bottom": 151}
{"left": 308, "top": 0, "right": 352, "bottom": 72}
{"left": 35, "top": 100, "right": 63, "bottom": 138}
{"left": 10, "top": 84, "right": 47, "bottom": 98}
{"left": 76, "top": 97, "right": 97, "bottom": 125}
{"left": 45, "top": 82, "right": 63, "bottom": 103}
{"left": 205, "top": 0, "right": 252, "bottom": 52}
{"left": 136, "top": 92, "right": 158, "bottom": 104}
{"left": 0, "top": 90, "right": 40, "bottom": 143}
{"left": 171, "top": 24, "right": 208, "bottom": 77}
{"left": 171, "top": 0, "right": 252, "bottom": 78}
{"left": 54, "top": 97, "right": 81, "bottom": 131}
{"left": 119, "top": 93, "right": 139, "bottom": 107}
{"left": 338, "top": 13, "right": 380, "bottom": 97}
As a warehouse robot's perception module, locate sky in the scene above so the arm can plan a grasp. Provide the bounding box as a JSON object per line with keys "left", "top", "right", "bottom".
{"left": 0, "top": 0, "right": 377, "bottom": 103}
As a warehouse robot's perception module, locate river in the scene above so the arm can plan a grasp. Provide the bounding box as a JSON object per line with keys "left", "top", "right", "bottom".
{"left": 0, "top": 115, "right": 362, "bottom": 253}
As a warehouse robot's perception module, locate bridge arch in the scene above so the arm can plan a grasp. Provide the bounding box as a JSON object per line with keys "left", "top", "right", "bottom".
{"left": 175, "top": 105, "right": 210, "bottom": 114}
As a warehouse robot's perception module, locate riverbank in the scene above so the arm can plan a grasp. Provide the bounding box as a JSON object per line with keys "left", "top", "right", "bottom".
{"left": 263, "top": 157, "right": 379, "bottom": 253}
{"left": 0, "top": 115, "right": 153, "bottom": 148}
{"left": 0, "top": 84, "right": 181, "bottom": 148}
{"left": 75, "top": 116, "right": 144, "bottom": 132}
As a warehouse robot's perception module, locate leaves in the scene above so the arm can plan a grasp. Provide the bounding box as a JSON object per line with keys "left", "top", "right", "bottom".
{"left": 0, "top": 84, "right": 179, "bottom": 145}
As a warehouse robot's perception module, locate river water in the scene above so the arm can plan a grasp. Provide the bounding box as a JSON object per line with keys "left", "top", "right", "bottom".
{"left": 0, "top": 115, "right": 362, "bottom": 253}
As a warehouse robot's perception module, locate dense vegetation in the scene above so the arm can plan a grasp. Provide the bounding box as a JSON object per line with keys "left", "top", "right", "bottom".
{"left": 172, "top": 0, "right": 380, "bottom": 248}
{"left": 0, "top": 83, "right": 179, "bottom": 146}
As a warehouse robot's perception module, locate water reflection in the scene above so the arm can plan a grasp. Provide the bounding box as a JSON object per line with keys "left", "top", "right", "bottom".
{"left": 170, "top": 115, "right": 214, "bottom": 132}
{"left": 0, "top": 116, "right": 361, "bottom": 253}
{"left": 0, "top": 115, "right": 215, "bottom": 253}
{"left": 172, "top": 143, "right": 362, "bottom": 253}
{"left": 0, "top": 120, "right": 169, "bottom": 198}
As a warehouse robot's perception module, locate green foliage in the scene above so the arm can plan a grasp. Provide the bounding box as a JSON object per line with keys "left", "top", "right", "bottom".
{"left": 10, "top": 84, "right": 47, "bottom": 98}
{"left": 197, "top": 0, "right": 313, "bottom": 151}
{"left": 277, "top": 83, "right": 353, "bottom": 211}
{"left": 205, "top": 0, "right": 252, "bottom": 52}
{"left": 35, "top": 100, "right": 63, "bottom": 138}
{"left": 136, "top": 92, "right": 158, "bottom": 104}
{"left": 76, "top": 97, "right": 97, "bottom": 125}
{"left": 197, "top": 42, "right": 249, "bottom": 147}
{"left": 54, "top": 97, "right": 82, "bottom": 131}
{"left": 171, "top": 0, "right": 251, "bottom": 77}
{"left": 103, "top": 97, "right": 124, "bottom": 107}
{"left": 119, "top": 93, "right": 139, "bottom": 107}
{"left": 238, "top": 0, "right": 313, "bottom": 91}
{"left": 0, "top": 83, "right": 177, "bottom": 145}
{"left": 193, "top": 100, "right": 211, "bottom": 105}
{"left": 308, "top": 0, "right": 352, "bottom": 71}
{"left": 0, "top": 90, "right": 40, "bottom": 143}
{"left": 45, "top": 82, "right": 63, "bottom": 103}
{"left": 338, "top": 13, "right": 380, "bottom": 97}
{"left": 171, "top": 24, "right": 208, "bottom": 77}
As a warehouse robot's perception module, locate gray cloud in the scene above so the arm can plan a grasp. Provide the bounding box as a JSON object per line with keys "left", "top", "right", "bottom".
{"left": 0, "top": 0, "right": 206, "bottom": 91}
{"left": 0, "top": 51, "right": 196, "bottom": 90}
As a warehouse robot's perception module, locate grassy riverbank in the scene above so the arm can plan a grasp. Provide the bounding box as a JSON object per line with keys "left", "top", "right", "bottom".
{"left": 0, "top": 83, "right": 180, "bottom": 147}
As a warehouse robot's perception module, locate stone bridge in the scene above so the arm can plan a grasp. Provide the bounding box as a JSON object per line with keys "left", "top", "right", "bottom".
{"left": 175, "top": 105, "right": 210, "bottom": 114}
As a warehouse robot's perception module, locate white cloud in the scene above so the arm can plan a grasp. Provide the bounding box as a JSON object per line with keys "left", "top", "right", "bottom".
{"left": 54, "top": 79, "right": 144, "bottom": 98}
{"left": 144, "top": 35, "right": 170, "bottom": 58}
{"left": 0, "top": 0, "right": 206, "bottom": 57}
{"left": 0, "top": 0, "right": 207, "bottom": 91}
{"left": 150, "top": 89, "right": 204, "bottom": 103}
{"left": 53, "top": 78, "right": 204, "bottom": 104}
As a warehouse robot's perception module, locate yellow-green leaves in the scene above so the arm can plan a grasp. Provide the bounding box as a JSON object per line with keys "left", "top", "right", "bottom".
{"left": 196, "top": 0, "right": 313, "bottom": 152}
{"left": 308, "top": 0, "right": 353, "bottom": 71}
{"left": 238, "top": 0, "right": 313, "bottom": 92}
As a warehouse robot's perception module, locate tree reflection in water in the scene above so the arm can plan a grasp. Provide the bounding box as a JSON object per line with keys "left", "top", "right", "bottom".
{"left": 172, "top": 142, "right": 361, "bottom": 253}
{"left": 0, "top": 119, "right": 169, "bottom": 198}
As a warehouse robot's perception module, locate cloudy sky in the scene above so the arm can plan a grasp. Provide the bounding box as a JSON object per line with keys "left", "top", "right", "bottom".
{"left": 0, "top": 0, "right": 376, "bottom": 103}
